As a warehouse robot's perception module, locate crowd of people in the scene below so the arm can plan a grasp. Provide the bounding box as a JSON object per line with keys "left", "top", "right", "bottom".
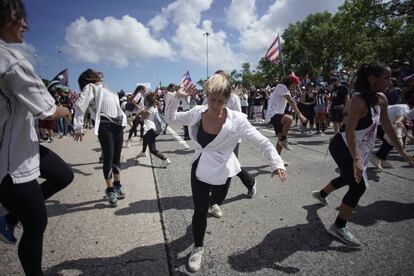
{"left": 1, "top": 0, "right": 414, "bottom": 275}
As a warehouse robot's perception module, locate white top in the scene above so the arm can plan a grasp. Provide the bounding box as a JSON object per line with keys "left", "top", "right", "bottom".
{"left": 387, "top": 104, "right": 410, "bottom": 122}
{"left": 0, "top": 39, "right": 57, "bottom": 184}
{"left": 341, "top": 104, "right": 381, "bottom": 186}
{"left": 164, "top": 92, "right": 285, "bottom": 185}
{"left": 240, "top": 93, "right": 249, "bottom": 107}
{"left": 133, "top": 92, "right": 145, "bottom": 111}
{"left": 143, "top": 106, "right": 157, "bottom": 133}
{"left": 73, "top": 83, "right": 126, "bottom": 135}
{"left": 265, "top": 84, "right": 291, "bottom": 122}
{"left": 100, "top": 89, "right": 123, "bottom": 118}
{"left": 227, "top": 93, "right": 242, "bottom": 112}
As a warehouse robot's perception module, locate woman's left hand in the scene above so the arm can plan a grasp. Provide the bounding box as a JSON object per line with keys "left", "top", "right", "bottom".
{"left": 271, "top": 169, "right": 287, "bottom": 182}
{"left": 402, "top": 151, "right": 414, "bottom": 167}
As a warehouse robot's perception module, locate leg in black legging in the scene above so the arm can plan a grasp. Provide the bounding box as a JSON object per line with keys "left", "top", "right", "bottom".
{"left": 98, "top": 123, "right": 115, "bottom": 180}
{"left": 209, "top": 178, "right": 231, "bottom": 206}
{"left": 0, "top": 176, "right": 47, "bottom": 276}
{"left": 143, "top": 130, "right": 166, "bottom": 160}
{"left": 191, "top": 163, "right": 211, "bottom": 247}
{"left": 39, "top": 145, "right": 74, "bottom": 199}
{"left": 233, "top": 144, "right": 255, "bottom": 190}
{"left": 128, "top": 117, "right": 140, "bottom": 140}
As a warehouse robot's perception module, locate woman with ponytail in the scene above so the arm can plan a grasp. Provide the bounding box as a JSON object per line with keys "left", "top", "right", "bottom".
{"left": 312, "top": 63, "right": 414, "bottom": 246}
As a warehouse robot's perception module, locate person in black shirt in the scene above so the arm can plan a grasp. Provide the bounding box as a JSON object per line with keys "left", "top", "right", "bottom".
{"left": 330, "top": 77, "right": 349, "bottom": 133}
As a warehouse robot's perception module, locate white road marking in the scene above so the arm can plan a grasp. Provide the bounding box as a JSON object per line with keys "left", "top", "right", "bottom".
{"left": 167, "top": 126, "right": 190, "bottom": 149}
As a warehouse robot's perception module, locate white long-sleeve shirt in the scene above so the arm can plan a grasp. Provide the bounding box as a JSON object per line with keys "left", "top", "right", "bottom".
{"left": 165, "top": 92, "right": 285, "bottom": 185}
{"left": 0, "top": 39, "right": 56, "bottom": 183}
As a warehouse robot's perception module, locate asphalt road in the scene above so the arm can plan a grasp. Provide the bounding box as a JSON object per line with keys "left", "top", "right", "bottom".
{"left": 0, "top": 122, "right": 413, "bottom": 276}
{"left": 154, "top": 123, "right": 414, "bottom": 275}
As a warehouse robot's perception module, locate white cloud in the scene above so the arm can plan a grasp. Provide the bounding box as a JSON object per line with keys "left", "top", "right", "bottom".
{"left": 172, "top": 22, "right": 242, "bottom": 72}
{"left": 227, "top": 0, "right": 345, "bottom": 53}
{"left": 150, "top": 0, "right": 243, "bottom": 71}
{"left": 148, "top": 0, "right": 213, "bottom": 32}
{"left": 65, "top": 15, "right": 174, "bottom": 68}
{"left": 225, "top": 0, "right": 257, "bottom": 30}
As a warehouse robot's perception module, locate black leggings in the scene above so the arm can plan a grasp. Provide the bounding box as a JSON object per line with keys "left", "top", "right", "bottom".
{"left": 0, "top": 145, "right": 73, "bottom": 276}
{"left": 329, "top": 133, "right": 366, "bottom": 208}
{"left": 191, "top": 160, "right": 231, "bottom": 247}
{"left": 128, "top": 116, "right": 144, "bottom": 140}
{"left": 142, "top": 129, "right": 166, "bottom": 160}
{"left": 233, "top": 144, "right": 255, "bottom": 190}
{"left": 98, "top": 122, "right": 123, "bottom": 180}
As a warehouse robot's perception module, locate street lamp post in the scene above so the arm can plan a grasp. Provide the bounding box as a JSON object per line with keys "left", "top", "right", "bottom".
{"left": 58, "top": 49, "right": 62, "bottom": 70}
{"left": 203, "top": 32, "right": 210, "bottom": 79}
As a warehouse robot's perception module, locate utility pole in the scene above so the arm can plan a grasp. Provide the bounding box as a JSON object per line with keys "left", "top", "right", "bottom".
{"left": 203, "top": 32, "right": 210, "bottom": 79}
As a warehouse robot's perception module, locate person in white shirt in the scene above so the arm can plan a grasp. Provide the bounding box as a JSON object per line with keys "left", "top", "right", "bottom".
{"left": 265, "top": 75, "right": 306, "bottom": 154}
{"left": 72, "top": 69, "right": 127, "bottom": 207}
{"left": 137, "top": 93, "right": 171, "bottom": 167}
{"left": 240, "top": 89, "right": 249, "bottom": 114}
{"left": 0, "top": 1, "right": 74, "bottom": 274}
{"left": 164, "top": 71, "right": 287, "bottom": 272}
{"left": 370, "top": 87, "right": 414, "bottom": 169}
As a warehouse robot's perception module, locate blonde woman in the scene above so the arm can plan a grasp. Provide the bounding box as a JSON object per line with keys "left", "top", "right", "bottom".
{"left": 164, "top": 71, "right": 287, "bottom": 272}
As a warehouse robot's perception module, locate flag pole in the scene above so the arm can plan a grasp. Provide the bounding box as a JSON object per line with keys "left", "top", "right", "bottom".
{"left": 278, "top": 34, "right": 286, "bottom": 76}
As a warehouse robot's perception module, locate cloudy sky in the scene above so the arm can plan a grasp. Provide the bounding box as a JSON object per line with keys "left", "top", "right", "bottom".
{"left": 20, "top": 0, "right": 344, "bottom": 92}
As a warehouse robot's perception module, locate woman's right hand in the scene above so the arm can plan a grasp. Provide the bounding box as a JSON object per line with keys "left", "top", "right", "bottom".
{"left": 353, "top": 159, "right": 363, "bottom": 183}
{"left": 271, "top": 169, "right": 287, "bottom": 182}
{"left": 71, "top": 132, "right": 85, "bottom": 142}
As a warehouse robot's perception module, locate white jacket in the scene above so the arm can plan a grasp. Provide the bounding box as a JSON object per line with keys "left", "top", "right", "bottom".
{"left": 165, "top": 92, "right": 285, "bottom": 185}
{"left": 73, "top": 83, "right": 127, "bottom": 136}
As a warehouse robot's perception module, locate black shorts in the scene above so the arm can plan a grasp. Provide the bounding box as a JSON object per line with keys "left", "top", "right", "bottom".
{"left": 330, "top": 105, "right": 344, "bottom": 123}
{"left": 270, "top": 113, "right": 284, "bottom": 134}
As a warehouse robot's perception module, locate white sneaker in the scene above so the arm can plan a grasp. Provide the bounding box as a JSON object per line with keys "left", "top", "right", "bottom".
{"left": 125, "top": 140, "right": 132, "bottom": 148}
{"left": 369, "top": 155, "right": 383, "bottom": 170}
{"left": 210, "top": 204, "right": 222, "bottom": 218}
{"left": 162, "top": 158, "right": 171, "bottom": 168}
{"left": 137, "top": 151, "right": 147, "bottom": 158}
{"left": 381, "top": 160, "right": 395, "bottom": 169}
{"left": 188, "top": 246, "right": 204, "bottom": 272}
{"left": 283, "top": 160, "right": 290, "bottom": 166}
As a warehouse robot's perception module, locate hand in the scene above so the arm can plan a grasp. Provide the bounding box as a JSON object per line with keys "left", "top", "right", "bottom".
{"left": 298, "top": 113, "right": 307, "bottom": 123}
{"left": 353, "top": 159, "right": 363, "bottom": 183}
{"left": 71, "top": 132, "right": 85, "bottom": 142}
{"left": 402, "top": 151, "right": 414, "bottom": 167}
{"left": 271, "top": 169, "right": 287, "bottom": 182}
{"left": 177, "top": 84, "right": 197, "bottom": 97}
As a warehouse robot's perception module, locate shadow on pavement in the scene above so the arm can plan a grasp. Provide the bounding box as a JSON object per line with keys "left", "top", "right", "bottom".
{"left": 161, "top": 149, "right": 195, "bottom": 155}
{"left": 228, "top": 204, "right": 359, "bottom": 274}
{"left": 115, "top": 194, "right": 248, "bottom": 216}
{"left": 344, "top": 200, "right": 414, "bottom": 227}
{"left": 45, "top": 199, "right": 108, "bottom": 218}
{"left": 45, "top": 225, "right": 194, "bottom": 275}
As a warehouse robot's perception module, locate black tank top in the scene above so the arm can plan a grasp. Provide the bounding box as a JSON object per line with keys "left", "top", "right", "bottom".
{"left": 340, "top": 107, "right": 374, "bottom": 132}
{"left": 197, "top": 120, "right": 217, "bottom": 148}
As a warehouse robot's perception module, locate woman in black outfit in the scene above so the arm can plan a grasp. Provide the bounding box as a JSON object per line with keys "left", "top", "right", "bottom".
{"left": 312, "top": 63, "right": 413, "bottom": 246}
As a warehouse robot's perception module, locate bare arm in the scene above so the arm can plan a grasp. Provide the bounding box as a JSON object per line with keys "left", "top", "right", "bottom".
{"left": 284, "top": 95, "right": 306, "bottom": 122}
{"left": 344, "top": 95, "right": 366, "bottom": 182}
{"left": 45, "top": 106, "right": 70, "bottom": 120}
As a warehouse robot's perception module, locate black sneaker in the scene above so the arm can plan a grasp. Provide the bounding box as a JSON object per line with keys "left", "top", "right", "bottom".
{"left": 0, "top": 216, "right": 17, "bottom": 245}
{"left": 105, "top": 190, "right": 118, "bottom": 207}
{"left": 114, "top": 185, "right": 125, "bottom": 199}
{"left": 247, "top": 182, "right": 257, "bottom": 198}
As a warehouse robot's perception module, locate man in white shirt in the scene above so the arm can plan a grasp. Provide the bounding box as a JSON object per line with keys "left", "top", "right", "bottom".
{"left": 266, "top": 75, "right": 306, "bottom": 154}
{"left": 370, "top": 87, "right": 414, "bottom": 169}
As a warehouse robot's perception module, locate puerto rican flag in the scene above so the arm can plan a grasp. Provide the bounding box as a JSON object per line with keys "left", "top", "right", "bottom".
{"left": 180, "top": 70, "right": 193, "bottom": 90}
{"left": 265, "top": 34, "right": 281, "bottom": 63}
